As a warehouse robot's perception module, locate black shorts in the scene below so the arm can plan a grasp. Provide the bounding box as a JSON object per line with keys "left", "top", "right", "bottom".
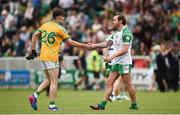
{"left": 93, "top": 71, "right": 100, "bottom": 79}
{"left": 79, "top": 69, "right": 87, "bottom": 77}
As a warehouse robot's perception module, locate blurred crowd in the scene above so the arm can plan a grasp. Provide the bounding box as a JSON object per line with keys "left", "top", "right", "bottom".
{"left": 0, "top": 0, "right": 180, "bottom": 91}
{"left": 0, "top": 0, "right": 179, "bottom": 57}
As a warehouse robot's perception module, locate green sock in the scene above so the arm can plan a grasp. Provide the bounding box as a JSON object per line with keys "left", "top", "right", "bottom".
{"left": 49, "top": 101, "right": 55, "bottom": 108}
{"left": 131, "top": 102, "right": 137, "bottom": 106}
{"left": 36, "top": 91, "right": 41, "bottom": 95}
{"left": 33, "top": 91, "right": 40, "bottom": 98}
{"left": 99, "top": 101, "right": 107, "bottom": 107}
{"left": 50, "top": 101, "right": 55, "bottom": 105}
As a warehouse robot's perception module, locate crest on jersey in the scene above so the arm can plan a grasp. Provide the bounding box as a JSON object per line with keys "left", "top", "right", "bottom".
{"left": 126, "top": 36, "right": 130, "bottom": 41}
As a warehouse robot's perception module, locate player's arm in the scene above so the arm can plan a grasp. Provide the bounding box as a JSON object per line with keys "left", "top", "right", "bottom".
{"left": 108, "top": 44, "right": 129, "bottom": 60}
{"left": 91, "top": 40, "right": 113, "bottom": 49}
{"left": 66, "top": 38, "right": 91, "bottom": 49}
{"left": 31, "top": 30, "right": 41, "bottom": 50}
{"left": 26, "top": 30, "right": 41, "bottom": 60}
{"left": 60, "top": 26, "right": 92, "bottom": 49}
{"left": 103, "top": 47, "right": 109, "bottom": 57}
{"left": 103, "top": 34, "right": 132, "bottom": 62}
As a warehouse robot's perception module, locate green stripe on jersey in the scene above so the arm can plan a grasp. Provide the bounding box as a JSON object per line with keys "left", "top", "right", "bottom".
{"left": 122, "top": 27, "right": 133, "bottom": 43}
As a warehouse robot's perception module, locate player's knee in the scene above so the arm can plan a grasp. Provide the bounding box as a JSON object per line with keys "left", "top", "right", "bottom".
{"left": 50, "top": 81, "right": 58, "bottom": 86}
{"left": 124, "top": 82, "right": 132, "bottom": 89}
{"left": 124, "top": 83, "right": 129, "bottom": 89}
{"left": 106, "top": 80, "right": 114, "bottom": 87}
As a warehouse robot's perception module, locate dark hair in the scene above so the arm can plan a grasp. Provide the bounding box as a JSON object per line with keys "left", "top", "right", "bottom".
{"left": 116, "top": 13, "right": 126, "bottom": 25}
{"left": 52, "top": 8, "right": 65, "bottom": 19}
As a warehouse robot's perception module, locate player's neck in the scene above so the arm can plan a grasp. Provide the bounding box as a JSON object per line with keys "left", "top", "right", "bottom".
{"left": 117, "top": 25, "right": 125, "bottom": 31}
{"left": 53, "top": 20, "right": 63, "bottom": 25}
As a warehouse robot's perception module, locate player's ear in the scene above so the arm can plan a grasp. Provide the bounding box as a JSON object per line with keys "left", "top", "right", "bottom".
{"left": 119, "top": 20, "right": 122, "bottom": 24}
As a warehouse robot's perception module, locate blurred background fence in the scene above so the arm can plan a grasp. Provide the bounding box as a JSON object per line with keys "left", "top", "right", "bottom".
{"left": 0, "top": 56, "right": 155, "bottom": 90}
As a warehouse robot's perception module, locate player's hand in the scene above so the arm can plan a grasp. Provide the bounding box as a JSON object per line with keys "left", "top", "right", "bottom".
{"left": 102, "top": 56, "right": 112, "bottom": 62}
{"left": 84, "top": 43, "right": 92, "bottom": 50}
{"left": 87, "top": 42, "right": 94, "bottom": 50}
{"left": 26, "top": 50, "right": 37, "bottom": 60}
{"left": 87, "top": 44, "right": 92, "bottom": 50}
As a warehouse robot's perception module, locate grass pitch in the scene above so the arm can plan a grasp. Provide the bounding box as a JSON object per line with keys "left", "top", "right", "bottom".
{"left": 0, "top": 89, "right": 180, "bottom": 114}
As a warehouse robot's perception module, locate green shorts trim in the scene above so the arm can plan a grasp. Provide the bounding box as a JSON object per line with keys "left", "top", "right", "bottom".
{"left": 108, "top": 64, "right": 132, "bottom": 75}
{"left": 102, "top": 63, "right": 111, "bottom": 77}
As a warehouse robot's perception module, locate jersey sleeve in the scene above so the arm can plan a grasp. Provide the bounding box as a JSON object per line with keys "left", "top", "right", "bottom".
{"left": 61, "top": 30, "right": 70, "bottom": 41}
{"left": 58, "top": 26, "right": 70, "bottom": 41}
{"left": 122, "top": 28, "right": 133, "bottom": 44}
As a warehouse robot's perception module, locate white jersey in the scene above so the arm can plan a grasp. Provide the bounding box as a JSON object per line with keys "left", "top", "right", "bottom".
{"left": 106, "top": 26, "right": 133, "bottom": 65}
{"left": 106, "top": 34, "right": 115, "bottom": 65}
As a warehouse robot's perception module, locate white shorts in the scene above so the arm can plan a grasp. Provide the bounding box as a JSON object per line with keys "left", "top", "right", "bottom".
{"left": 40, "top": 61, "right": 60, "bottom": 70}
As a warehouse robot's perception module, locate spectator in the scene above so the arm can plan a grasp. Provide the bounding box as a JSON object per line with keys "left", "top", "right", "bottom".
{"left": 1, "top": 9, "right": 16, "bottom": 39}
{"left": 166, "top": 42, "right": 179, "bottom": 91}
{"left": 86, "top": 49, "right": 102, "bottom": 90}
{"left": 156, "top": 42, "right": 170, "bottom": 92}
{"left": 58, "top": 0, "right": 74, "bottom": 12}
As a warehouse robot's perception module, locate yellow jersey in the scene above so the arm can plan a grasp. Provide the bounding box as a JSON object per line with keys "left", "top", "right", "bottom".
{"left": 38, "top": 21, "right": 70, "bottom": 61}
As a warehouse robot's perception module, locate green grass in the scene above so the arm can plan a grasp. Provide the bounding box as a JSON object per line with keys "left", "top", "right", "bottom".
{"left": 0, "top": 89, "right": 180, "bottom": 114}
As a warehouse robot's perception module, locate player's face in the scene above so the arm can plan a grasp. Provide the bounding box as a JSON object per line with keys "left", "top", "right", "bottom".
{"left": 112, "top": 16, "right": 119, "bottom": 29}
{"left": 57, "top": 15, "right": 65, "bottom": 24}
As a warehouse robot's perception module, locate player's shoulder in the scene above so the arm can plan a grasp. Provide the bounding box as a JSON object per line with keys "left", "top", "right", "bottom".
{"left": 122, "top": 26, "right": 132, "bottom": 35}
{"left": 123, "top": 26, "right": 131, "bottom": 33}
{"left": 56, "top": 24, "right": 68, "bottom": 33}
{"left": 40, "top": 21, "right": 53, "bottom": 28}
{"left": 43, "top": 21, "right": 52, "bottom": 25}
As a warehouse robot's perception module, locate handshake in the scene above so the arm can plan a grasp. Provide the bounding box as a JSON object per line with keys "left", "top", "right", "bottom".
{"left": 84, "top": 43, "right": 112, "bottom": 62}
{"left": 26, "top": 42, "right": 113, "bottom": 62}
{"left": 25, "top": 43, "right": 95, "bottom": 61}
{"left": 84, "top": 42, "right": 95, "bottom": 50}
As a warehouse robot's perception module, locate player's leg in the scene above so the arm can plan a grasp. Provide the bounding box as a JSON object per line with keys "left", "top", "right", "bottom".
{"left": 109, "top": 76, "right": 130, "bottom": 101}
{"left": 93, "top": 71, "right": 101, "bottom": 90}
{"left": 48, "top": 68, "right": 59, "bottom": 110}
{"left": 122, "top": 73, "right": 138, "bottom": 110}
{"left": 113, "top": 77, "right": 130, "bottom": 101}
{"left": 90, "top": 71, "right": 119, "bottom": 110}
{"left": 74, "top": 69, "right": 86, "bottom": 90}
{"left": 35, "top": 70, "right": 50, "bottom": 95}
{"left": 109, "top": 77, "right": 121, "bottom": 101}
{"left": 28, "top": 70, "right": 50, "bottom": 110}
{"left": 118, "top": 77, "right": 130, "bottom": 100}
{"left": 113, "top": 77, "right": 121, "bottom": 95}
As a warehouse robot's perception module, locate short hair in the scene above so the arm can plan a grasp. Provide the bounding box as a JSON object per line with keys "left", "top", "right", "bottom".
{"left": 52, "top": 8, "right": 65, "bottom": 19}
{"left": 116, "top": 13, "right": 126, "bottom": 25}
